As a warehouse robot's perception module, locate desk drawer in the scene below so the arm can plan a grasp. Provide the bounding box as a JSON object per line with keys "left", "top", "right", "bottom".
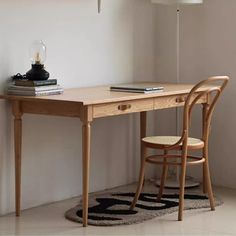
{"left": 93, "top": 99, "right": 154, "bottom": 118}
{"left": 154, "top": 94, "right": 207, "bottom": 110}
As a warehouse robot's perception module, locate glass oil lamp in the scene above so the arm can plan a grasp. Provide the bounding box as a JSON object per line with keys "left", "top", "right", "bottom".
{"left": 26, "top": 40, "right": 50, "bottom": 81}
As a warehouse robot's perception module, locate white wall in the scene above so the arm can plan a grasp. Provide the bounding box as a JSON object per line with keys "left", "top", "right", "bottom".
{"left": 153, "top": 0, "right": 236, "bottom": 188}
{"left": 0, "top": 0, "right": 156, "bottom": 215}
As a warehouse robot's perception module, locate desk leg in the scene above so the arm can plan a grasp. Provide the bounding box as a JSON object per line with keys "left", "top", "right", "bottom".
{"left": 82, "top": 122, "right": 91, "bottom": 227}
{"left": 140, "top": 112, "right": 147, "bottom": 185}
{"left": 140, "top": 112, "right": 147, "bottom": 139}
{"left": 13, "top": 102, "right": 22, "bottom": 217}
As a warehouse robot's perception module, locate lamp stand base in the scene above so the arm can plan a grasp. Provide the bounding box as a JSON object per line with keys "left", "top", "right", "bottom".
{"left": 155, "top": 176, "right": 200, "bottom": 189}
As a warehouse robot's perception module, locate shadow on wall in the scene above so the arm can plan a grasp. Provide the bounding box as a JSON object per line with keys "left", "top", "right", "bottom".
{"left": 0, "top": 46, "right": 13, "bottom": 93}
{"left": 0, "top": 101, "right": 14, "bottom": 215}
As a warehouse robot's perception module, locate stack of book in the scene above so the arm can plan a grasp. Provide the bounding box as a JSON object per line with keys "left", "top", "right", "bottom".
{"left": 7, "top": 79, "right": 64, "bottom": 96}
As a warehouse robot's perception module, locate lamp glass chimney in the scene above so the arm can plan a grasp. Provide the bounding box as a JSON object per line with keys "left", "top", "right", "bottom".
{"left": 30, "top": 40, "right": 47, "bottom": 65}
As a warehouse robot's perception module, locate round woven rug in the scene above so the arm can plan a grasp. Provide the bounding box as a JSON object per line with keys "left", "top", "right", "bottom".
{"left": 65, "top": 183, "right": 223, "bottom": 226}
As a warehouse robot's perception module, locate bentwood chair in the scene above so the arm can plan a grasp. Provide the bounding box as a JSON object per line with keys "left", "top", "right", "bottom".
{"left": 130, "top": 76, "right": 229, "bottom": 221}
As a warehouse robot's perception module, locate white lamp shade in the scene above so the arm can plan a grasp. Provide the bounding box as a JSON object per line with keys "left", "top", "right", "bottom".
{"left": 151, "top": 0, "right": 203, "bottom": 5}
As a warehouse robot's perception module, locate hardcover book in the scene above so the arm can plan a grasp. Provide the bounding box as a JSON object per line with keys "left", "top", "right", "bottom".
{"left": 15, "top": 79, "right": 57, "bottom": 87}
{"left": 8, "top": 84, "right": 61, "bottom": 92}
{"left": 7, "top": 88, "right": 63, "bottom": 96}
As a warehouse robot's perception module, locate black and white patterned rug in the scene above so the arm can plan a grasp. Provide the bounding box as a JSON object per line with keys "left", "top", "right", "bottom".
{"left": 65, "top": 183, "right": 223, "bottom": 226}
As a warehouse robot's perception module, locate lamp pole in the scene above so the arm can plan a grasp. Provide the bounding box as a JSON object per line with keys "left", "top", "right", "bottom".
{"left": 151, "top": 0, "right": 203, "bottom": 188}
{"left": 98, "top": 0, "right": 101, "bottom": 13}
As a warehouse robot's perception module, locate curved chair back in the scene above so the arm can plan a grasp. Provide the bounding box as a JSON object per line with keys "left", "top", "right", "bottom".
{"left": 167, "top": 76, "right": 229, "bottom": 150}
{"left": 181, "top": 76, "right": 229, "bottom": 146}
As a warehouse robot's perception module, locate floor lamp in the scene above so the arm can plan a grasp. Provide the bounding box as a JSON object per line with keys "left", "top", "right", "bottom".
{"left": 151, "top": 0, "right": 203, "bottom": 188}
{"left": 98, "top": 0, "right": 101, "bottom": 13}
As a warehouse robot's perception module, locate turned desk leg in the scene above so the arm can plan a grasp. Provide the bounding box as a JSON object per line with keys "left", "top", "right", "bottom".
{"left": 140, "top": 112, "right": 147, "bottom": 185}
{"left": 140, "top": 112, "right": 147, "bottom": 139}
{"left": 13, "top": 101, "right": 22, "bottom": 217}
{"left": 82, "top": 122, "right": 91, "bottom": 227}
{"left": 140, "top": 112, "right": 147, "bottom": 156}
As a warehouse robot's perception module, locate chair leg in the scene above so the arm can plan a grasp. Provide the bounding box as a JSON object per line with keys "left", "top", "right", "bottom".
{"left": 202, "top": 145, "right": 207, "bottom": 194}
{"left": 178, "top": 152, "right": 187, "bottom": 221}
{"left": 130, "top": 147, "right": 146, "bottom": 210}
{"left": 203, "top": 147, "right": 215, "bottom": 211}
{"left": 202, "top": 164, "right": 207, "bottom": 194}
{"left": 157, "top": 150, "right": 168, "bottom": 202}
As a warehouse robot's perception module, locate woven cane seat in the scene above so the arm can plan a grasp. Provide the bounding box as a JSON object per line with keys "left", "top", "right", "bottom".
{"left": 142, "top": 136, "right": 204, "bottom": 149}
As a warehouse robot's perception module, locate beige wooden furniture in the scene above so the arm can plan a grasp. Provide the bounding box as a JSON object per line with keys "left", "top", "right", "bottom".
{"left": 130, "top": 77, "right": 229, "bottom": 221}
{"left": 0, "top": 80, "right": 225, "bottom": 226}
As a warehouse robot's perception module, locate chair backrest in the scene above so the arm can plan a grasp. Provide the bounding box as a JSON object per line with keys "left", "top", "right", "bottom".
{"left": 178, "top": 76, "right": 229, "bottom": 148}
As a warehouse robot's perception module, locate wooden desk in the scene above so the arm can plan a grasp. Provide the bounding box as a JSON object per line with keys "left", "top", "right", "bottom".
{"left": 0, "top": 82, "right": 209, "bottom": 227}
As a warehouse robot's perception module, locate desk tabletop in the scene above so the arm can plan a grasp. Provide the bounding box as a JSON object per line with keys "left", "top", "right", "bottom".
{"left": 0, "top": 82, "right": 196, "bottom": 105}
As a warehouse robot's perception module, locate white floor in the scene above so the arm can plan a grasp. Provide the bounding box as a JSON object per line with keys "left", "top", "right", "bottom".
{"left": 0, "top": 185, "right": 236, "bottom": 236}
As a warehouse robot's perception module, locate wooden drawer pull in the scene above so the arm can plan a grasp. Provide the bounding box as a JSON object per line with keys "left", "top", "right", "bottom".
{"left": 176, "top": 97, "right": 186, "bottom": 103}
{"left": 118, "top": 104, "right": 132, "bottom": 111}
